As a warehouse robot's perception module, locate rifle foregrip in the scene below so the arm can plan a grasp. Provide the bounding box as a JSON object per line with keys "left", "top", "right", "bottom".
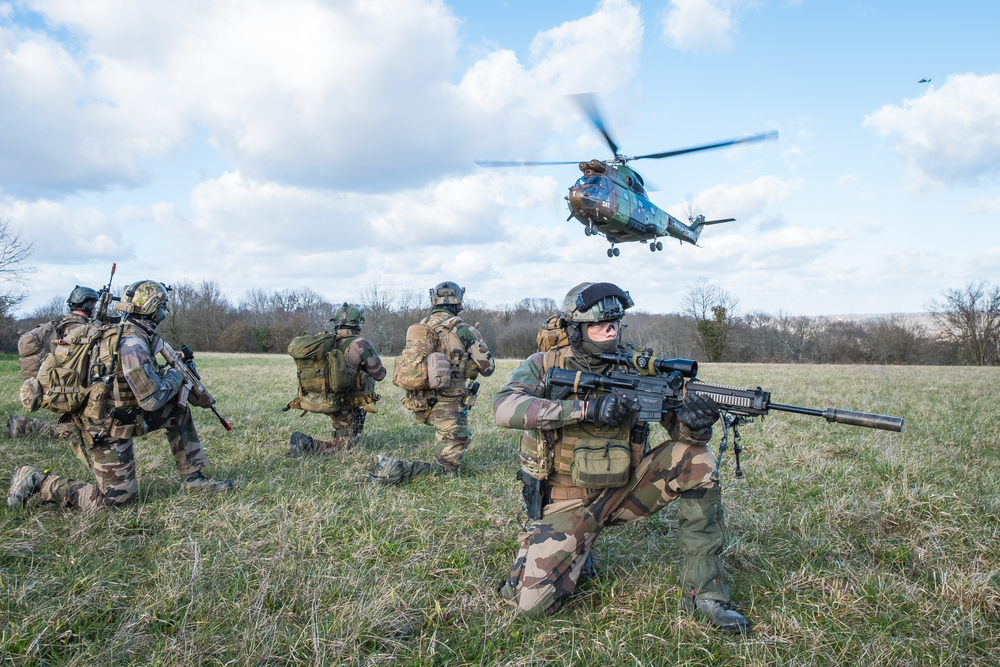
{"left": 823, "top": 409, "right": 903, "bottom": 432}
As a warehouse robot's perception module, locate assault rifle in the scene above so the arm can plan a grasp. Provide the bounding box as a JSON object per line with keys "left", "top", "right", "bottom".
{"left": 94, "top": 263, "right": 120, "bottom": 324}
{"left": 155, "top": 339, "right": 232, "bottom": 431}
{"left": 545, "top": 351, "right": 903, "bottom": 480}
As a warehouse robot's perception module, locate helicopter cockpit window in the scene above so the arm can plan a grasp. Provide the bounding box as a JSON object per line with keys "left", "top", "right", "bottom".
{"left": 575, "top": 175, "right": 603, "bottom": 186}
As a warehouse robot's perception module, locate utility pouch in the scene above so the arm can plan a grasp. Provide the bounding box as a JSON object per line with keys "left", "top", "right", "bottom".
{"left": 426, "top": 352, "right": 451, "bottom": 390}
{"left": 19, "top": 377, "right": 42, "bottom": 412}
{"left": 461, "top": 381, "right": 480, "bottom": 408}
{"left": 401, "top": 393, "right": 436, "bottom": 412}
{"left": 518, "top": 430, "right": 553, "bottom": 480}
{"left": 83, "top": 379, "right": 112, "bottom": 422}
{"left": 570, "top": 438, "right": 631, "bottom": 489}
{"left": 517, "top": 468, "right": 551, "bottom": 521}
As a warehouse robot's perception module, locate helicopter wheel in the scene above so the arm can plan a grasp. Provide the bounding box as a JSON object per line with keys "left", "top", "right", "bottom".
{"left": 649, "top": 242, "right": 656, "bottom": 252}
{"left": 656, "top": 241, "right": 663, "bottom": 251}
{"left": 613, "top": 247, "right": 620, "bottom": 257}
{"left": 585, "top": 227, "right": 592, "bottom": 236}
{"left": 607, "top": 248, "right": 614, "bottom": 258}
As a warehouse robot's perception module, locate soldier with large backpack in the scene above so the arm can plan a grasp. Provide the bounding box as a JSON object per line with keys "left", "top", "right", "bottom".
{"left": 7, "top": 286, "right": 99, "bottom": 466}
{"left": 7, "top": 280, "right": 233, "bottom": 511}
{"left": 285, "top": 303, "right": 386, "bottom": 456}
{"left": 492, "top": 282, "right": 750, "bottom": 633}
{"left": 367, "top": 281, "right": 495, "bottom": 485}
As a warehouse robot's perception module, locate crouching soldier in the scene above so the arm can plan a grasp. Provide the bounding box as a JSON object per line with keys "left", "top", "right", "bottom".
{"left": 8, "top": 286, "right": 101, "bottom": 468}
{"left": 492, "top": 282, "right": 749, "bottom": 633}
{"left": 367, "top": 281, "right": 494, "bottom": 484}
{"left": 7, "top": 280, "right": 233, "bottom": 510}
{"left": 287, "top": 304, "right": 386, "bottom": 456}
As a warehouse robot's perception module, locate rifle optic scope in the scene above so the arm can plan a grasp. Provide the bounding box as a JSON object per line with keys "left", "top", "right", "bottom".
{"left": 600, "top": 352, "right": 698, "bottom": 378}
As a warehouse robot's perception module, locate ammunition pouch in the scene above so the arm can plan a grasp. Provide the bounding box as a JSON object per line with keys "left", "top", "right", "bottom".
{"left": 346, "top": 391, "right": 380, "bottom": 413}
{"left": 461, "top": 381, "right": 480, "bottom": 408}
{"left": 570, "top": 438, "right": 631, "bottom": 489}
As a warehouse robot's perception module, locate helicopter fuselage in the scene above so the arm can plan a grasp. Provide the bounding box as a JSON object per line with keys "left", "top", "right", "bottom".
{"left": 566, "top": 160, "right": 707, "bottom": 248}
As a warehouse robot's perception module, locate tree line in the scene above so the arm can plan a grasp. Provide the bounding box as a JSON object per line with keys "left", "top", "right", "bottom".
{"left": 5, "top": 277, "right": 998, "bottom": 367}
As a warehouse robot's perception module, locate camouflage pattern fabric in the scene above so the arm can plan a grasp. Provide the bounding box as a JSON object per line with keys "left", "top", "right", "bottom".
{"left": 142, "top": 401, "right": 208, "bottom": 477}
{"left": 352, "top": 408, "right": 367, "bottom": 438}
{"left": 425, "top": 309, "right": 496, "bottom": 380}
{"left": 412, "top": 398, "right": 470, "bottom": 472}
{"left": 339, "top": 333, "right": 387, "bottom": 385}
{"left": 117, "top": 325, "right": 183, "bottom": 412}
{"left": 498, "top": 438, "right": 719, "bottom": 616}
{"left": 38, "top": 440, "right": 138, "bottom": 510}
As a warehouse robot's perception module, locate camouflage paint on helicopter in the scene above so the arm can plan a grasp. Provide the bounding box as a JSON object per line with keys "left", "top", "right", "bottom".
{"left": 567, "top": 160, "right": 736, "bottom": 258}
{"left": 477, "top": 94, "right": 777, "bottom": 259}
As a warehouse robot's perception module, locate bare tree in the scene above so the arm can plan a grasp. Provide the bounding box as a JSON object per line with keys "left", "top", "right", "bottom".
{"left": 0, "top": 216, "right": 34, "bottom": 315}
{"left": 680, "top": 277, "right": 739, "bottom": 362}
{"left": 928, "top": 281, "right": 1000, "bottom": 366}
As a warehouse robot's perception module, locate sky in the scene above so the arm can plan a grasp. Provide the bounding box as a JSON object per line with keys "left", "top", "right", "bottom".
{"left": 2, "top": 0, "right": 998, "bottom": 317}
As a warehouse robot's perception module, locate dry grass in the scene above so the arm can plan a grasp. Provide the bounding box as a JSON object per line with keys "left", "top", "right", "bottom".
{"left": 1, "top": 352, "right": 998, "bottom": 666}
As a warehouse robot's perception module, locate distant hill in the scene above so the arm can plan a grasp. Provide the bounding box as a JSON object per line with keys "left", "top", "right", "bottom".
{"left": 815, "top": 312, "right": 939, "bottom": 332}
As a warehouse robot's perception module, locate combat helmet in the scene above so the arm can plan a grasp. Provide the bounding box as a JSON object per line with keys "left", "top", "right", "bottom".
{"left": 563, "top": 282, "right": 634, "bottom": 323}
{"left": 66, "top": 285, "right": 99, "bottom": 311}
{"left": 115, "top": 280, "right": 170, "bottom": 318}
{"left": 331, "top": 303, "right": 365, "bottom": 329}
{"left": 430, "top": 281, "right": 465, "bottom": 312}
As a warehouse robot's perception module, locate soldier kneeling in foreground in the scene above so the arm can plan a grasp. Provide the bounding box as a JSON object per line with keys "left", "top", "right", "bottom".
{"left": 7, "top": 280, "right": 233, "bottom": 510}
{"left": 492, "top": 282, "right": 749, "bottom": 633}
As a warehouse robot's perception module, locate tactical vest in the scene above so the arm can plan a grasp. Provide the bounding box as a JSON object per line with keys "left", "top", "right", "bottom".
{"left": 523, "top": 345, "right": 646, "bottom": 491}
{"left": 94, "top": 322, "right": 152, "bottom": 414}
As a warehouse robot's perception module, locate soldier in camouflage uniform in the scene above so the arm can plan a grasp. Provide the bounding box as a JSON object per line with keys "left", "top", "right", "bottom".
{"left": 288, "top": 303, "right": 387, "bottom": 456}
{"left": 8, "top": 286, "right": 100, "bottom": 468}
{"left": 368, "top": 281, "right": 495, "bottom": 484}
{"left": 492, "top": 282, "right": 749, "bottom": 633}
{"left": 7, "top": 280, "right": 233, "bottom": 511}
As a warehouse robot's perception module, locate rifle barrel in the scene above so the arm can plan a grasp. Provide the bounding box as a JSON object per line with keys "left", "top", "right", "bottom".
{"left": 769, "top": 403, "right": 904, "bottom": 432}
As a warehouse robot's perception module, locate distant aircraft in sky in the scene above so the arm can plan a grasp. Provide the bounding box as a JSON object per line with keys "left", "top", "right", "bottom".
{"left": 918, "top": 78, "right": 931, "bottom": 83}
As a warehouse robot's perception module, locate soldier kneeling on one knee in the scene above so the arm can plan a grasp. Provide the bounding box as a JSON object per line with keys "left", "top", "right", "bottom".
{"left": 492, "top": 281, "right": 749, "bottom": 633}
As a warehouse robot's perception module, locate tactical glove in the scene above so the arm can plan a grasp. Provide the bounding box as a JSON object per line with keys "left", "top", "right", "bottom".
{"left": 677, "top": 393, "right": 721, "bottom": 431}
{"left": 584, "top": 391, "right": 629, "bottom": 429}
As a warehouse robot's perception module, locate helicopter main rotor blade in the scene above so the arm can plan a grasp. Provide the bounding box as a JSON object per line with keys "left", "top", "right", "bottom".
{"left": 634, "top": 130, "right": 778, "bottom": 161}
{"left": 475, "top": 160, "right": 580, "bottom": 167}
{"left": 570, "top": 93, "right": 619, "bottom": 157}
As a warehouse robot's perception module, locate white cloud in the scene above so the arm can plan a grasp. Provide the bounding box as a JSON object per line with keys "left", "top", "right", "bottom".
{"left": 666, "top": 175, "right": 803, "bottom": 221}
{"left": 661, "top": 0, "right": 748, "bottom": 53}
{"left": 1, "top": 0, "right": 642, "bottom": 196}
{"left": 969, "top": 196, "right": 1000, "bottom": 214}
{"left": 837, "top": 172, "right": 859, "bottom": 187}
{"left": 864, "top": 73, "right": 1000, "bottom": 190}
{"left": 0, "top": 198, "right": 133, "bottom": 263}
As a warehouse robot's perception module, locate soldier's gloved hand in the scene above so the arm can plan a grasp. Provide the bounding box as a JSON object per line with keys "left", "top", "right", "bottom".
{"left": 585, "top": 391, "right": 629, "bottom": 429}
{"left": 677, "top": 393, "right": 721, "bottom": 431}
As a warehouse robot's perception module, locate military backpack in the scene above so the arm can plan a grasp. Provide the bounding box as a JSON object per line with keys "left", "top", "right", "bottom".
{"left": 536, "top": 313, "right": 570, "bottom": 352}
{"left": 17, "top": 320, "right": 60, "bottom": 380}
{"left": 285, "top": 333, "right": 351, "bottom": 414}
{"left": 392, "top": 323, "right": 450, "bottom": 392}
{"left": 19, "top": 320, "right": 107, "bottom": 415}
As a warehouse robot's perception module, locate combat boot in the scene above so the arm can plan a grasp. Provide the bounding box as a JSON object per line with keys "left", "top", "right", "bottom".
{"left": 7, "top": 466, "right": 47, "bottom": 508}
{"left": 366, "top": 456, "right": 433, "bottom": 485}
{"left": 182, "top": 471, "right": 235, "bottom": 492}
{"left": 7, "top": 415, "right": 27, "bottom": 438}
{"left": 287, "top": 431, "right": 316, "bottom": 457}
{"left": 676, "top": 486, "right": 750, "bottom": 634}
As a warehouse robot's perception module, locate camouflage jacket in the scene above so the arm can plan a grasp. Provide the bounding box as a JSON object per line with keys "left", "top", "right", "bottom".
{"left": 493, "top": 350, "right": 712, "bottom": 482}
{"left": 335, "top": 331, "right": 387, "bottom": 390}
{"left": 117, "top": 320, "right": 183, "bottom": 412}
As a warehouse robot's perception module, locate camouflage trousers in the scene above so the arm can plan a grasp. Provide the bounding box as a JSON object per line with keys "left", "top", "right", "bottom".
{"left": 39, "top": 402, "right": 208, "bottom": 511}
{"left": 306, "top": 409, "right": 357, "bottom": 455}
{"left": 500, "top": 439, "right": 724, "bottom": 617}
{"left": 412, "top": 399, "right": 470, "bottom": 472}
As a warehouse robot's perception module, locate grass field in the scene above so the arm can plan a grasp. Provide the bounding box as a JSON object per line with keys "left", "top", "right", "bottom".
{"left": 1, "top": 352, "right": 998, "bottom": 666}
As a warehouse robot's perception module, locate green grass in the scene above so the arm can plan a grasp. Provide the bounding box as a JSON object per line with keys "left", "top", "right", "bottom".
{"left": 1, "top": 353, "right": 999, "bottom": 665}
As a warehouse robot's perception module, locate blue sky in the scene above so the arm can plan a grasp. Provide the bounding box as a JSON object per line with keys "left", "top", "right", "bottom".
{"left": 2, "top": 0, "right": 998, "bottom": 317}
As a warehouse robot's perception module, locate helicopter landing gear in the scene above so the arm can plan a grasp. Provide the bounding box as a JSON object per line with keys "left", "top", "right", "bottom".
{"left": 607, "top": 246, "right": 620, "bottom": 258}
{"left": 585, "top": 220, "right": 595, "bottom": 236}
{"left": 648, "top": 240, "right": 664, "bottom": 252}
{"left": 656, "top": 241, "right": 662, "bottom": 251}
{"left": 649, "top": 242, "right": 656, "bottom": 252}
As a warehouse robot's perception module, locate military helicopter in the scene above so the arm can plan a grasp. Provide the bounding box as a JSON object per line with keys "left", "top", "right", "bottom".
{"left": 476, "top": 94, "right": 778, "bottom": 257}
